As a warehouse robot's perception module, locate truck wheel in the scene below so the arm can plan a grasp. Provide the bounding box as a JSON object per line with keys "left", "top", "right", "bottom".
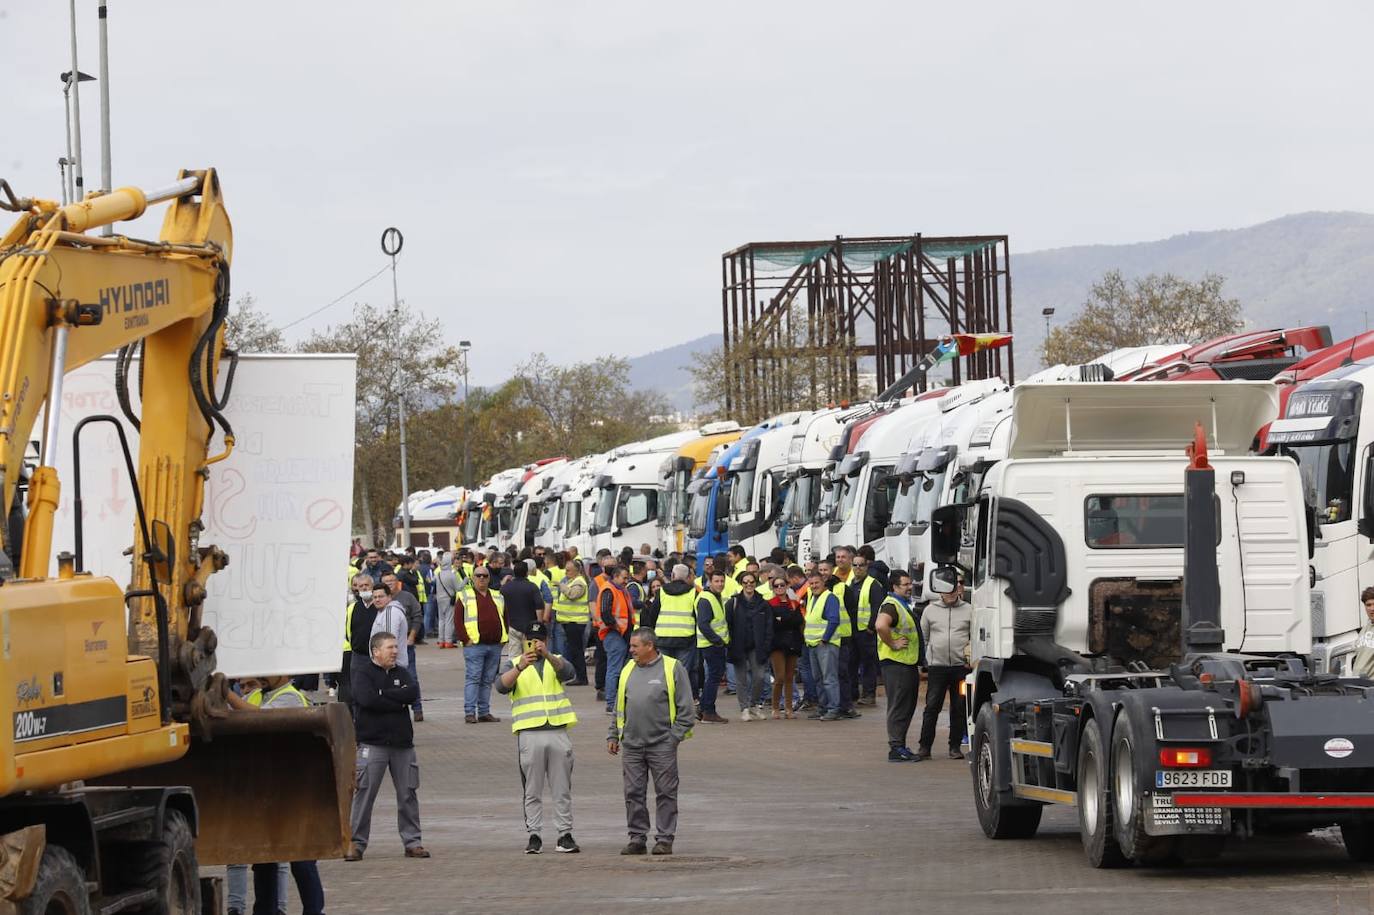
{"left": 1076, "top": 718, "right": 1127, "bottom": 868}
{"left": 20, "top": 844, "right": 90, "bottom": 915}
{"left": 1110, "top": 714, "right": 1176, "bottom": 866}
{"left": 972, "top": 703, "right": 1042, "bottom": 839}
{"left": 124, "top": 810, "right": 199, "bottom": 915}
{"left": 1340, "top": 820, "right": 1374, "bottom": 861}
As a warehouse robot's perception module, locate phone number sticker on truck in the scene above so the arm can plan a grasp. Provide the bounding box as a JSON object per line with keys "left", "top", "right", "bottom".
{"left": 1156, "top": 769, "right": 1231, "bottom": 788}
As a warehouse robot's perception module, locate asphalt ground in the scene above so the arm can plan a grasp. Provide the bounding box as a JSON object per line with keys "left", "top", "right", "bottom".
{"left": 227, "top": 643, "right": 1374, "bottom": 915}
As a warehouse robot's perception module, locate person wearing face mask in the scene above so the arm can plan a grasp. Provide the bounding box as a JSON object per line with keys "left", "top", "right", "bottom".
{"left": 726, "top": 572, "right": 773, "bottom": 721}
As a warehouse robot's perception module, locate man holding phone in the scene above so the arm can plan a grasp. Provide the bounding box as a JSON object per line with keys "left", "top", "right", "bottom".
{"left": 495, "top": 622, "right": 580, "bottom": 855}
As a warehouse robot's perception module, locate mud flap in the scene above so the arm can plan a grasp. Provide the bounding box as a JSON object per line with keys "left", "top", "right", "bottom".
{"left": 91, "top": 703, "right": 355, "bottom": 865}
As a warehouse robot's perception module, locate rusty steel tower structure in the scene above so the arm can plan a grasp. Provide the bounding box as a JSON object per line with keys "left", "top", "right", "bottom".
{"left": 721, "top": 234, "right": 1014, "bottom": 418}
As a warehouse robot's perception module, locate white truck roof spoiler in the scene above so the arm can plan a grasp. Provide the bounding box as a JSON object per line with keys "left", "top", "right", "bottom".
{"left": 1007, "top": 381, "right": 1279, "bottom": 458}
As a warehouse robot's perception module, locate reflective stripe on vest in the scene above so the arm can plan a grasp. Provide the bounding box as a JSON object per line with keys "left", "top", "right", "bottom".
{"left": 828, "top": 581, "right": 853, "bottom": 639}
{"left": 695, "top": 591, "right": 728, "bottom": 648}
{"left": 246, "top": 683, "right": 309, "bottom": 708}
{"left": 876, "top": 596, "right": 920, "bottom": 665}
{"left": 615, "top": 654, "right": 691, "bottom": 742}
{"left": 804, "top": 592, "right": 841, "bottom": 647}
{"left": 655, "top": 589, "right": 696, "bottom": 640}
{"left": 416, "top": 574, "right": 428, "bottom": 604}
{"left": 343, "top": 599, "right": 354, "bottom": 651}
{"left": 854, "top": 576, "right": 878, "bottom": 629}
{"left": 509, "top": 657, "right": 578, "bottom": 732}
{"left": 553, "top": 578, "right": 589, "bottom": 623}
{"left": 464, "top": 590, "right": 507, "bottom": 643}
{"left": 594, "top": 585, "right": 634, "bottom": 640}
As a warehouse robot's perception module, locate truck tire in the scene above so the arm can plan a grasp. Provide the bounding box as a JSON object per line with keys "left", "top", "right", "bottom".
{"left": 1340, "top": 820, "right": 1374, "bottom": 861}
{"left": 20, "top": 844, "right": 90, "bottom": 915}
{"left": 972, "top": 703, "right": 1042, "bottom": 839}
{"left": 123, "top": 809, "right": 199, "bottom": 915}
{"left": 1076, "top": 717, "right": 1127, "bottom": 868}
{"left": 1110, "top": 714, "right": 1176, "bottom": 865}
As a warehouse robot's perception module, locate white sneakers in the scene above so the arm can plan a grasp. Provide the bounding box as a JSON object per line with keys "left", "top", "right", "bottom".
{"left": 740, "top": 707, "right": 769, "bottom": 722}
{"left": 740, "top": 708, "right": 753, "bottom": 722}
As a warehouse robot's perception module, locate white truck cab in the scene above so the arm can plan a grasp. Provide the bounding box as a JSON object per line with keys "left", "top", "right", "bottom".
{"left": 725, "top": 412, "right": 810, "bottom": 559}
{"left": 1266, "top": 362, "right": 1374, "bottom": 673}
{"left": 957, "top": 382, "right": 1309, "bottom": 667}
{"left": 589, "top": 431, "right": 700, "bottom": 556}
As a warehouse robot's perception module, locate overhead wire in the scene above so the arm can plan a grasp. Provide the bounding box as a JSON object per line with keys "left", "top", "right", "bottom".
{"left": 279, "top": 260, "right": 394, "bottom": 332}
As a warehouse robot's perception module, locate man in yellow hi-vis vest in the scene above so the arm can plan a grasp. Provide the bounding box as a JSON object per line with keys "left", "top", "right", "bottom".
{"left": 875, "top": 569, "right": 923, "bottom": 762}
{"left": 608, "top": 628, "right": 693, "bottom": 856}
{"left": 495, "top": 622, "right": 580, "bottom": 855}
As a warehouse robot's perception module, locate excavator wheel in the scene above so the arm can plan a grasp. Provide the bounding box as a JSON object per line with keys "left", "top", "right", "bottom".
{"left": 20, "top": 844, "right": 90, "bottom": 915}
{"left": 120, "top": 809, "right": 198, "bottom": 915}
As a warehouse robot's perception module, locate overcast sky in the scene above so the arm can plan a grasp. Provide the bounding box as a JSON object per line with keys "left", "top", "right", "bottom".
{"left": 5, "top": 2, "right": 1373, "bottom": 386}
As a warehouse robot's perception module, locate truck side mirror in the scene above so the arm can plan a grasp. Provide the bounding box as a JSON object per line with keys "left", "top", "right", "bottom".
{"left": 929, "top": 504, "right": 965, "bottom": 565}
{"left": 929, "top": 565, "right": 960, "bottom": 595}
{"left": 1361, "top": 453, "right": 1374, "bottom": 543}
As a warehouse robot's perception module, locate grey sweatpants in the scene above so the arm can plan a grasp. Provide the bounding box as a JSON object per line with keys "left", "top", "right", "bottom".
{"left": 517, "top": 728, "right": 574, "bottom": 835}
{"left": 437, "top": 598, "right": 457, "bottom": 643}
{"left": 350, "top": 744, "right": 422, "bottom": 851}
{"left": 622, "top": 739, "right": 680, "bottom": 843}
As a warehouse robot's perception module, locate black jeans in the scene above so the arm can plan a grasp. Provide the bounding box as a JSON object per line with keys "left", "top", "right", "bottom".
{"left": 561, "top": 622, "right": 588, "bottom": 682}
{"left": 849, "top": 630, "right": 879, "bottom": 698}
{"left": 880, "top": 660, "right": 920, "bottom": 749}
{"left": 919, "top": 665, "right": 969, "bottom": 752}
{"left": 594, "top": 635, "right": 608, "bottom": 690}
{"left": 252, "top": 860, "right": 324, "bottom": 915}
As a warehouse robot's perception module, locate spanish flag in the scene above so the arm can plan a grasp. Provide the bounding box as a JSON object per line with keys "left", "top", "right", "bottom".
{"left": 934, "top": 333, "right": 1012, "bottom": 364}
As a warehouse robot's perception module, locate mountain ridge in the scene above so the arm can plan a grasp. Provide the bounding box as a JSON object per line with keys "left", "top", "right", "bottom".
{"left": 627, "top": 211, "right": 1374, "bottom": 411}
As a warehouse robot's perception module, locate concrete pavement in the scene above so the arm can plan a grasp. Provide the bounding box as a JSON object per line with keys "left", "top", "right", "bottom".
{"left": 244, "top": 642, "right": 1374, "bottom": 915}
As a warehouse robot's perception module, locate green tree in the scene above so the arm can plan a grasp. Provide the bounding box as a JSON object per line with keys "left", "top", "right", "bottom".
{"left": 222, "top": 293, "right": 287, "bottom": 353}
{"left": 513, "top": 354, "right": 674, "bottom": 457}
{"left": 1042, "top": 270, "right": 1244, "bottom": 366}
{"left": 691, "top": 300, "right": 857, "bottom": 423}
{"left": 296, "top": 301, "right": 463, "bottom": 545}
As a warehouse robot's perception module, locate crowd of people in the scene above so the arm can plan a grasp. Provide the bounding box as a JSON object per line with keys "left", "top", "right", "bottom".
{"left": 220, "top": 537, "right": 973, "bottom": 912}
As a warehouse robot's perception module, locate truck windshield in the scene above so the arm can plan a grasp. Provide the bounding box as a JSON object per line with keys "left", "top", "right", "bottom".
{"left": 462, "top": 511, "right": 482, "bottom": 542}
{"left": 674, "top": 470, "right": 694, "bottom": 524}
{"left": 594, "top": 487, "right": 617, "bottom": 532}
{"left": 1279, "top": 441, "right": 1356, "bottom": 524}
{"left": 536, "top": 501, "right": 557, "bottom": 534}
{"left": 890, "top": 467, "right": 950, "bottom": 527}
{"left": 688, "top": 488, "right": 711, "bottom": 539}
{"left": 816, "top": 479, "right": 842, "bottom": 524}
{"left": 563, "top": 502, "right": 581, "bottom": 538}
{"left": 784, "top": 472, "right": 820, "bottom": 527}
{"left": 657, "top": 481, "right": 673, "bottom": 526}
{"left": 729, "top": 470, "right": 755, "bottom": 518}
{"left": 837, "top": 475, "right": 861, "bottom": 523}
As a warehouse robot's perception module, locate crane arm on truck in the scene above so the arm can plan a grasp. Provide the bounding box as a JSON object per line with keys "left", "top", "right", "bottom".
{"left": 0, "top": 174, "right": 353, "bottom": 909}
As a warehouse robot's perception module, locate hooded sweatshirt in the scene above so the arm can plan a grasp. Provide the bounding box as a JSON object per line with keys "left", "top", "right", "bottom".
{"left": 1353, "top": 620, "right": 1374, "bottom": 678}
{"left": 648, "top": 579, "right": 697, "bottom": 650}
{"left": 433, "top": 553, "right": 463, "bottom": 613}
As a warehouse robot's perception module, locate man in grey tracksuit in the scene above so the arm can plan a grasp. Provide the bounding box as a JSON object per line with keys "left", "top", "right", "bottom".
{"left": 917, "top": 580, "right": 974, "bottom": 761}
{"left": 607, "top": 627, "right": 694, "bottom": 856}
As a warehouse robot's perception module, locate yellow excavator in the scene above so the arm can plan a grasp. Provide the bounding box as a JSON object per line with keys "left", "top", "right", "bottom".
{"left": 0, "top": 171, "right": 353, "bottom": 913}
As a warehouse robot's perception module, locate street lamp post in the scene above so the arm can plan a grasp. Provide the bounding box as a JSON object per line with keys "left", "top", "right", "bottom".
{"left": 60, "top": 70, "right": 94, "bottom": 205}
{"left": 459, "top": 341, "right": 471, "bottom": 488}
{"left": 65, "top": 0, "right": 88, "bottom": 203}
{"left": 381, "top": 227, "right": 411, "bottom": 549}
{"left": 1042, "top": 307, "right": 1056, "bottom": 340}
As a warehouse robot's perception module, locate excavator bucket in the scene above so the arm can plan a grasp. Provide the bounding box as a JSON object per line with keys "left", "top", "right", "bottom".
{"left": 93, "top": 704, "right": 355, "bottom": 865}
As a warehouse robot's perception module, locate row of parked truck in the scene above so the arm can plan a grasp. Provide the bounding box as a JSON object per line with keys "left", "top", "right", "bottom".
{"left": 394, "top": 323, "right": 1374, "bottom": 866}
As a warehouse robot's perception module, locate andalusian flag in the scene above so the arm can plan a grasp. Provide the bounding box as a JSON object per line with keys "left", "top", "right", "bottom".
{"left": 933, "top": 333, "right": 1013, "bottom": 364}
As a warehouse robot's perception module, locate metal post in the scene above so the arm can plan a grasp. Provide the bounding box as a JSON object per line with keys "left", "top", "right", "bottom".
{"left": 380, "top": 227, "right": 410, "bottom": 549}
{"left": 97, "top": 0, "right": 112, "bottom": 237}
{"left": 460, "top": 345, "right": 472, "bottom": 488}
{"left": 57, "top": 159, "right": 69, "bottom": 206}
{"left": 67, "top": 0, "right": 86, "bottom": 203}
{"left": 62, "top": 85, "right": 74, "bottom": 204}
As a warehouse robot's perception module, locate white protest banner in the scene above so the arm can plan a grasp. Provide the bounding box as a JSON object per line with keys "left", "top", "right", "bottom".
{"left": 48, "top": 354, "right": 357, "bottom": 677}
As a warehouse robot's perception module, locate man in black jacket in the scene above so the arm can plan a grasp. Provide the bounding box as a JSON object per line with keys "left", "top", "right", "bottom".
{"left": 345, "top": 632, "right": 431, "bottom": 861}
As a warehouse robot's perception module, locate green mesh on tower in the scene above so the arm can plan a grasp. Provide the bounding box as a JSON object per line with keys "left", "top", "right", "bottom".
{"left": 749, "top": 238, "right": 997, "bottom": 271}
